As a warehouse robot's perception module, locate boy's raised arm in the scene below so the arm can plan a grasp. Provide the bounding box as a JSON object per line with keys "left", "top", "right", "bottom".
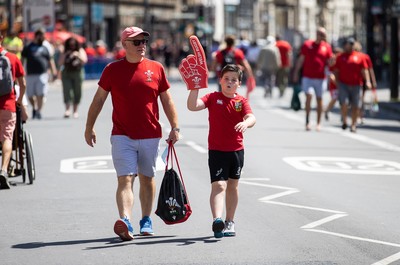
{"left": 187, "top": 89, "right": 205, "bottom": 111}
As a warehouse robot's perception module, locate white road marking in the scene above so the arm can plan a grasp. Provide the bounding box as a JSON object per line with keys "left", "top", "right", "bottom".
{"left": 283, "top": 157, "right": 400, "bottom": 175}
{"left": 60, "top": 155, "right": 165, "bottom": 173}
{"left": 240, "top": 179, "right": 400, "bottom": 264}
{"left": 372, "top": 252, "right": 400, "bottom": 265}
{"left": 185, "top": 140, "right": 207, "bottom": 154}
{"left": 301, "top": 213, "right": 348, "bottom": 229}
{"left": 270, "top": 108, "right": 400, "bottom": 153}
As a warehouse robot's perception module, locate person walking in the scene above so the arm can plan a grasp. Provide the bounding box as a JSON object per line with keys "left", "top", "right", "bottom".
{"left": 211, "top": 35, "right": 255, "bottom": 94}
{"left": 324, "top": 47, "right": 342, "bottom": 121}
{"left": 0, "top": 31, "right": 26, "bottom": 189}
{"left": 58, "top": 37, "right": 88, "bottom": 118}
{"left": 293, "top": 27, "right": 333, "bottom": 131}
{"left": 333, "top": 38, "right": 370, "bottom": 133}
{"left": 186, "top": 63, "right": 256, "bottom": 238}
{"left": 84, "top": 26, "right": 180, "bottom": 241}
{"left": 21, "top": 28, "right": 57, "bottom": 120}
{"left": 275, "top": 34, "right": 292, "bottom": 97}
{"left": 354, "top": 41, "right": 378, "bottom": 123}
{"left": 256, "top": 36, "right": 281, "bottom": 98}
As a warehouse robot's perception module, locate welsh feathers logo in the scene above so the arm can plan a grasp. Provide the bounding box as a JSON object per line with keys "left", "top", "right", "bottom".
{"left": 192, "top": 76, "right": 202, "bottom": 89}
{"left": 165, "top": 197, "right": 182, "bottom": 220}
{"left": 144, "top": 70, "right": 153, "bottom": 82}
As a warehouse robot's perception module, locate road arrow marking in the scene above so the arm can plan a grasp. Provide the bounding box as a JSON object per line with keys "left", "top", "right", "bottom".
{"left": 241, "top": 178, "right": 400, "bottom": 264}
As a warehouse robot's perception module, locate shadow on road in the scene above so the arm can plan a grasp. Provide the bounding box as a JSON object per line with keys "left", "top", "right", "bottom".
{"left": 12, "top": 235, "right": 218, "bottom": 250}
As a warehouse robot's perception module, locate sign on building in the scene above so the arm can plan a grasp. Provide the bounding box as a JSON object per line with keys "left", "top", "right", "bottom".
{"left": 23, "top": 0, "right": 55, "bottom": 32}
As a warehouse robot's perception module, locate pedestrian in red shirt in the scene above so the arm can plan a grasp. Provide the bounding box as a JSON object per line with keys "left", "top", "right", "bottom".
{"left": 293, "top": 27, "right": 333, "bottom": 131}
{"left": 333, "top": 38, "right": 371, "bottom": 132}
{"left": 354, "top": 41, "right": 378, "bottom": 123}
{"left": 275, "top": 35, "right": 292, "bottom": 97}
{"left": 84, "top": 26, "right": 180, "bottom": 241}
{"left": 324, "top": 47, "right": 343, "bottom": 121}
{"left": 211, "top": 35, "right": 255, "bottom": 97}
{"left": 0, "top": 32, "right": 27, "bottom": 189}
{"left": 187, "top": 64, "right": 256, "bottom": 238}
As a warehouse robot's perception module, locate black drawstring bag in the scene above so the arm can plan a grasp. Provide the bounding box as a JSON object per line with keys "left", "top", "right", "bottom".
{"left": 155, "top": 143, "right": 192, "bottom": 225}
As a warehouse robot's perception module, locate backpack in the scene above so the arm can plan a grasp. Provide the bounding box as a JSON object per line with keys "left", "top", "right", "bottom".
{"left": 155, "top": 143, "right": 192, "bottom": 225}
{"left": 0, "top": 50, "right": 14, "bottom": 96}
{"left": 221, "top": 48, "right": 236, "bottom": 69}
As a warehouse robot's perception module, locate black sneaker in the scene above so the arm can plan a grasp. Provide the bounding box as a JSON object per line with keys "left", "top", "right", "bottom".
{"left": 341, "top": 123, "right": 348, "bottom": 130}
{"left": 212, "top": 218, "right": 225, "bottom": 238}
{"left": 0, "top": 170, "right": 10, "bottom": 189}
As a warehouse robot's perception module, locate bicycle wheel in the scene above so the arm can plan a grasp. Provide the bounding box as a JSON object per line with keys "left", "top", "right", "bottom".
{"left": 24, "top": 131, "right": 35, "bottom": 184}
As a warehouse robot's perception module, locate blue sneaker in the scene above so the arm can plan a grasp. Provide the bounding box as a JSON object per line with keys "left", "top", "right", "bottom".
{"left": 212, "top": 218, "right": 225, "bottom": 238}
{"left": 114, "top": 217, "right": 134, "bottom": 241}
{"left": 139, "top": 216, "right": 154, "bottom": 236}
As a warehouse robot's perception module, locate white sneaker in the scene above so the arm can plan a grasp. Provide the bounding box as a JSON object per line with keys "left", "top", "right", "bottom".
{"left": 224, "top": 221, "right": 236, "bottom": 237}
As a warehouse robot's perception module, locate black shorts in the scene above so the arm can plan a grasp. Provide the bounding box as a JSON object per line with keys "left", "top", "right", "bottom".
{"left": 208, "top": 150, "right": 244, "bottom": 183}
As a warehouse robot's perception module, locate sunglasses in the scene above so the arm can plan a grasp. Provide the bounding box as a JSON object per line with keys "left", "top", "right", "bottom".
{"left": 126, "top": 39, "right": 148, "bottom": 46}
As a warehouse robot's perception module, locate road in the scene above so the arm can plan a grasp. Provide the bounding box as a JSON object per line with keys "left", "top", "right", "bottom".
{"left": 0, "top": 77, "right": 399, "bottom": 265}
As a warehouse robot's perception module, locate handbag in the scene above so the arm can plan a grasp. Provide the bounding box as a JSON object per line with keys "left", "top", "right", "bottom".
{"left": 155, "top": 142, "right": 192, "bottom": 225}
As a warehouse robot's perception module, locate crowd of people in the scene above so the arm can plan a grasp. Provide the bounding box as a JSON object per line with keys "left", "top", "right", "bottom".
{"left": 211, "top": 27, "right": 377, "bottom": 133}
{"left": 0, "top": 24, "right": 380, "bottom": 242}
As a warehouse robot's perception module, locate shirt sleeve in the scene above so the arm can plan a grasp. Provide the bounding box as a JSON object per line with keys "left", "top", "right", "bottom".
{"left": 98, "top": 63, "right": 112, "bottom": 91}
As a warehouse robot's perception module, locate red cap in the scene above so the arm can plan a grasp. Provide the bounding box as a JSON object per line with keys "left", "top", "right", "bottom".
{"left": 121, "top": 27, "right": 150, "bottom": 42}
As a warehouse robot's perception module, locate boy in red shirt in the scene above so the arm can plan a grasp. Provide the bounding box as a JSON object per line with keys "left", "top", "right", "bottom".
{"left": 187, "top": 64, "right": 256, "bottom": 238}
{"left": 334, "top": 38, "right": 371, "bottom": 132}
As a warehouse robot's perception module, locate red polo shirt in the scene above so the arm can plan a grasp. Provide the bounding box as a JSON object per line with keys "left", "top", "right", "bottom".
{"left": 0, "top": 47, "right": 25, "bottom": 112}
{"left": 335, "top": 51, "right": 368, "bottom": 86}
{"left": 300, "top": 40, "right": 332, "bottom": 79}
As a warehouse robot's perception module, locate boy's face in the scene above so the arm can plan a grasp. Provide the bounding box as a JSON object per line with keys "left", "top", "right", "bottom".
{"left": 220, "top": 71, "right": 241, "bottom": 96}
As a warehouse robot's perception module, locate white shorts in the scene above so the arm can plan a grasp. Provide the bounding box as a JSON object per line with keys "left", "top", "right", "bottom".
{"left": 26, "top": 73, "right": 49, "bottom": 97}
{"left": 301, "top": 77, "right": 326, "bottom": 98}
{"left": 110, "top": 135, "right": 160, "bottom": 178}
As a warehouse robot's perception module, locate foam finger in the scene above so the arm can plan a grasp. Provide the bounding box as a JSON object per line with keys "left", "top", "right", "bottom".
{"left": 189, "top": 35, "right": 207, "bottom": 69}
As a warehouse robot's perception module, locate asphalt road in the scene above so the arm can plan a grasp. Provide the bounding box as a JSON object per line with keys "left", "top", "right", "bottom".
{"left": 0, "top": 78, "right": 399, "bottom": 265}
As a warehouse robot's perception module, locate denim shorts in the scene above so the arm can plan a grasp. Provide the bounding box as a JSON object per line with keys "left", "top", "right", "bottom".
{"left": 301, "top": 77, "right": 326, "bottom": 98}
{"left": 338, "top": 82, "right": 361, "bottom": 108}
{"left": 110, "top": 135, "right": 160, "bottom": 177}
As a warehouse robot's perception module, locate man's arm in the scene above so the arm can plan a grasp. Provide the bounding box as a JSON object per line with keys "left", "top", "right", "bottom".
{"left": 293, "top": 54, "right": 305, "bottom": 83}
{"left": 84, "top": 87, "right": 109, "bottom": 147}
{"left": 160, "top": 90, "right": 179, "bottom": 144}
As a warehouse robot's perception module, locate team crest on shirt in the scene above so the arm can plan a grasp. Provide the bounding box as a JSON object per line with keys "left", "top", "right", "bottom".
{"left": 217, "top": 99, "right": 223, "bottom": 105}
{"left": 144, "top": 70, "right": 153, "bottom": 82}
{"left": 234, "top": 100, "right": 242, "bottom": 112}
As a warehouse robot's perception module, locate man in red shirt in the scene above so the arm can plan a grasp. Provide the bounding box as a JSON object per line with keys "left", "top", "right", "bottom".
{"left": 275, "top": 35, "right": 292, "bottom": 97}
{"left": 333, "top": 38, "right": 371, "bottom": 132}
{"left": 0, "top": 32, "right": 26, "bottom": 189}
{"left": 84, "top": 26, "right": 180, "bottom": 240}
{"left": 293, "top": 27, "right": 333, "bottom": 131}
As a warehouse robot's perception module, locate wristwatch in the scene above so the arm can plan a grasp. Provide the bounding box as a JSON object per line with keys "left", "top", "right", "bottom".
{"left": 172, "top": 128, "right": 180, "bottom": 132}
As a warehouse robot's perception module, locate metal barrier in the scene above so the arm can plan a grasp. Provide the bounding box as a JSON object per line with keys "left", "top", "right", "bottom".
{"left": 84, "top": 57, "right": 113, "bottom": 80}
